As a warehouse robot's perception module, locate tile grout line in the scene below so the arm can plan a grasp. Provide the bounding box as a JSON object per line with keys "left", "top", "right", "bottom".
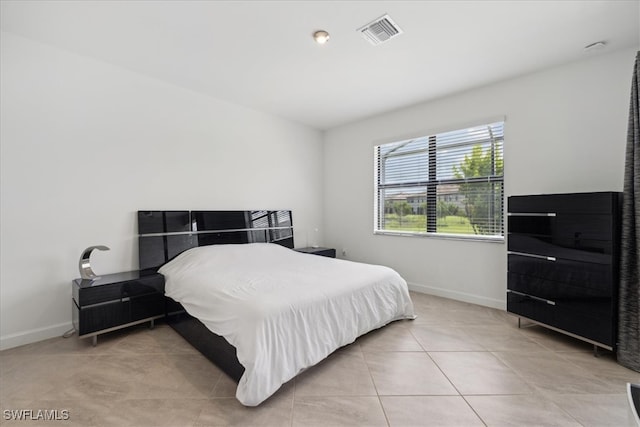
{"left": 290, "top": 373, "right": 297, "bottom": 427}
{"left": 423, "top": 349, "right": 488, "bottom": 426}
{"left": 360, "top": 343, "right": 392, "bottom": 427}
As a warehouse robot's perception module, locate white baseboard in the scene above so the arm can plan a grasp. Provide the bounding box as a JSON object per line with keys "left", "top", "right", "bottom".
{"left": 408, "top": 282, "right": 506, "bottom": 310}
{"left": 0, "top": 321, "right": 73, "bottom": 351}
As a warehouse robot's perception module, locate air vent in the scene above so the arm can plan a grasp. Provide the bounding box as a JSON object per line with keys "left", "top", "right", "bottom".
{"left": 357, "top": 14, "right": 403, "bottom": 46}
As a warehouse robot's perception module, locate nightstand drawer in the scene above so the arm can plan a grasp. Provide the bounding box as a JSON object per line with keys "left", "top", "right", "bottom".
{"left": 73, "top": 273, "right": 164, "bottom": 306}
{"left": 294, "top": 247, "right": 336, "bottom": 258}
{"left": 74, "top": 292, "right": 164, "bottom": 336}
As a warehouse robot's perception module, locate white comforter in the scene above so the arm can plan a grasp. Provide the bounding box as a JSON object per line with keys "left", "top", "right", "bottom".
{"left": 159, "top": 243, "right": 415, "bottom": 406}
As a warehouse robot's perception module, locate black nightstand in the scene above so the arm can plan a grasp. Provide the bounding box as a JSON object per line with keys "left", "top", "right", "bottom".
{"left": 294, "top": 247, "right": 337, "bottom": 258}
{"left": 72, "top": 270, "right": 165, "bottom": 345}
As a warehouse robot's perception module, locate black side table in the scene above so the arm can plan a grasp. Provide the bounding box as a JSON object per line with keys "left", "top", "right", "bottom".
{"left": 294, "top": 247, "right": 337, "bottom": 258}
{"left": 72, "top": 270, "right": 165, "bottom": 345}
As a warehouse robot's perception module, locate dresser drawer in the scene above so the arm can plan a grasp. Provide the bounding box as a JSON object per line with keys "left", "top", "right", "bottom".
{"left": 507, "top": 254, "right": 612, "bottom": 289}
{"left": 508, "top": 234, "right": 612, "bottom": 263}
{"left": 507, "top": 291, "right": 613, "bottom": 347}
{"left": 508, "top": 192, "right": 616, "bottom": 215}
{"left": 508, "top": 272, "right": 612, "bottom": 317}
{"left": 508, "top": 214, "right": 612, "bottom": 242}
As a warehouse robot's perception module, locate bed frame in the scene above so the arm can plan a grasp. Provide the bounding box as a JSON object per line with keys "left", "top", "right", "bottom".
{"left": 137, "top": 210, "right": 294, "bottom": 382}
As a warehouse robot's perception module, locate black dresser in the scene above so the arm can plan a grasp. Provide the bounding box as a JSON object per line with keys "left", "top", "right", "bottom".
{"left": 507, "top": 191, "right": 622, "bottom": 352}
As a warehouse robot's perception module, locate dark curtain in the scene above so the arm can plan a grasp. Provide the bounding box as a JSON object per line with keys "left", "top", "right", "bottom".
{"left": 619, "top": 51, "right": 640, "bottom": 372}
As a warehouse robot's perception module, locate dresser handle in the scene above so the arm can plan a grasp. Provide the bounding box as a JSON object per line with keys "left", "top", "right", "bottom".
{"left": 508, "top": 251, "right": 556, "bottom": 262}
{"left": 507, "top": 290, "right": 556, "bottom": 305}
{"left": 507, "top": 212, "right": 556, "bottom": 217}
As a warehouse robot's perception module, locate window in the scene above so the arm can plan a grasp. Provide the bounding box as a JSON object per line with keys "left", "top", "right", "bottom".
{"left": 374, "top": 121, "right": 504, "bottom": 240}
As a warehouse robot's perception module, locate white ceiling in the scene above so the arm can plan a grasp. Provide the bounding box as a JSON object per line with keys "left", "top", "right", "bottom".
{"left": 1, "top": 1, "right": 639, "bottom": 130}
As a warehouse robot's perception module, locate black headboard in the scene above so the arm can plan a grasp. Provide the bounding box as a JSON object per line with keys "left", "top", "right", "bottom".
{"left": 137, "top": 210, "right": 294, "bottom": 270}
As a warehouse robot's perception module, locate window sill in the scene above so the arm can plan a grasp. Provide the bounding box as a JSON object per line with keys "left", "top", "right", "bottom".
{"left": 374, "top": 230, "right": 504, "bottom": 243}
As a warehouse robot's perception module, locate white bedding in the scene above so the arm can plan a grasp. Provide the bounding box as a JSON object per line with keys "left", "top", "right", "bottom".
{"left": 158, "top": 243, "right": 415, "bottom": 406}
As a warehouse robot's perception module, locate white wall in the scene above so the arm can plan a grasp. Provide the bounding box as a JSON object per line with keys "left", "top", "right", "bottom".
{"left": 323, "top": 47, "right": 638, "bottom": 309}
{"left": 0, "top": 32, "right": 324, "bottom": 349}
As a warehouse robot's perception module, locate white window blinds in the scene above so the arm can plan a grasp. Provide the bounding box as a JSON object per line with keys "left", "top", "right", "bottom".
{"left": 375, "top": 121, "right": 504, "bottom": 239}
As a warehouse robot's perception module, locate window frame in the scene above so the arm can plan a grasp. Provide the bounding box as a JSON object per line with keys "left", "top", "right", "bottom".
{"left": 373, "top": 121, "right": 505, "bottom": 243}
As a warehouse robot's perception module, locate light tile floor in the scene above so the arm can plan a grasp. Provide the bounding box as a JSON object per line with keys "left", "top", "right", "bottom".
{"left": 1, "top": 292, "right": 639, "bottom": 426}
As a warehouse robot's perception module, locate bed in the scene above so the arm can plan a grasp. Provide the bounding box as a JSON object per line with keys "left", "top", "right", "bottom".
{"left": 137, "top": 210, "right": 415, "bottom": 406}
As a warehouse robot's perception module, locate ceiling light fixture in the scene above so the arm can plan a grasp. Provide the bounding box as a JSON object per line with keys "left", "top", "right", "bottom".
{"left": 313, "top": 30, "right": 330, "bottom": 45}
